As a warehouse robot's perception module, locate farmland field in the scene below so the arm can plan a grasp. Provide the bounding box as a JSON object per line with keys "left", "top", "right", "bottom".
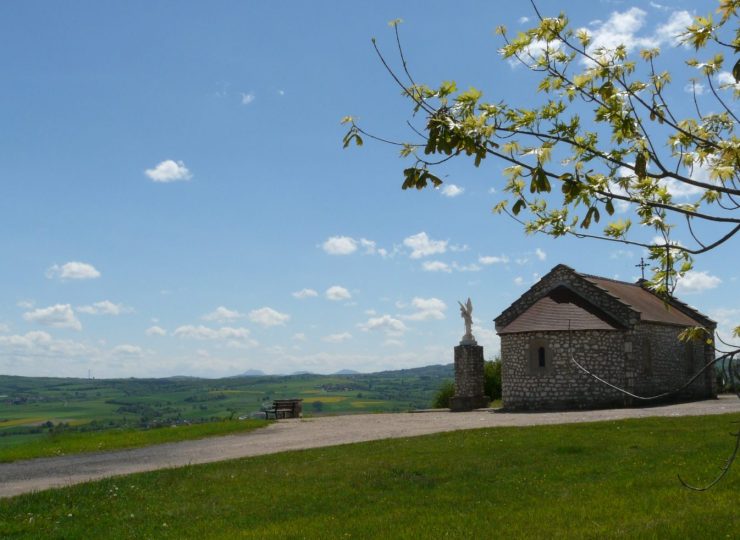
{"left": 0, "top": 364, "right": 454, "bottom": 451}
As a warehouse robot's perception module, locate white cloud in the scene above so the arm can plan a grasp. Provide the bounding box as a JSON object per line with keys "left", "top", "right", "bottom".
{"left": 515, "top": 258, "right": 529, "bottom": 265}
{"left": 584, "top": 8, "right": 656, "bottom": 54}
{"left": 46, "top": 262, "right": 100, "bottom": 280}
{"left": 479, "top": 255, "right": 509, "bottom": 265}
{"left": 403, "top": 297, "right": 447, "bottom": 321}
{"left": 173, "top": 325, "right": 253, "bottom": 341}
{"left": 202, "top": 306, "right": 243, "bottom": 322}
{"left": 0, "top": 330, "right": 53, "bottom": 349}
{"left": 514, "top": 276, "right": 525, "bottom": 286}
{"left": 717, "top": 71, "right": 740, "bottom": 91}
{"left": 535, "top": 248, "right": 547, "bottom": 261}
{"left": 518, "top": 16, "right": 530, "bottom": 23}
{"left": 581, "top": 9, "right": 693, "bottom": 66}
{"left": 508, "top": 38, "right": 562, "bottom": 68}
{"left": 77, "top": 300, "right": 131, "bottom": 316}
{"left": 440, "top": 184, "right": 464, "bottom": 197}
{"left": 323, "top": 332, "right": 352, "bottom": 343}
{"left": 359, "top": 238, "right": 377, "bottom": 255}
{"left": 675, "top": 270, "right": 721, "bottom": 294}
{"left": 654, "top": 10, "right": 693, "bottom": 46}
{"left": 661, "top": 178, "right": 704, "bottom": 199}
{"left": 683, "top": 82, "right": 706, "bottom": 96}
{"left": 320, "top": 236, "right": 387, "bottom": 257}
{"left": 0, "top": 330, "right": 93, "bottom": 360}
{"left": 17, "top": 300, "right": 34, "bottom": 309}
{"left": 23, "top": 304, "right": 82, "bottom": 331}
{"left": 403, "top": 232, "right": 447, "bottom": 259}
{"left": 653, "top": 158, "right": 710, "bottom": 200}
{"left": 145, "top": 160, "right": 192, "bottom": 183}
{"left": 146, "top": 326, "right": 167, "bottom": 336}
{"left": 708, "top": 308, "right": 740, "bottom": 348}
{"left": 610, "top": 169, "right": 634, "bottom": 212}
{"left": 452, "top": 262, "right": 481, "bottom": 272}
{"left": 422, "top": 261, "right": 451, "bottom": 273}
{"left": 248, "top": 307, "right": 290, "bottom": 327}
{"left": 112, "top": 344, "right": 144, "bottom": 357}
{"left": 610, "top": 249, "right": 634, "bottom": 259}
{"left": 0, "top": 323, "right": 9, "bottom": 333}
{"left": 322, "top": 236, "right": 358, "bottom": 255}
{"left": 358, "top": 315, "right": 407, "bottom": 337}
{"left": 292, "top": 288, "right": 318, "bottom": 299}
{"left": 241, "top": 92, "right": 256, "bottom": 105}
{"left": 291, "top": 332, "right": 307, "bottom": 341}
{"left": 326, "top": 286, "right": 351, "bottom": 301}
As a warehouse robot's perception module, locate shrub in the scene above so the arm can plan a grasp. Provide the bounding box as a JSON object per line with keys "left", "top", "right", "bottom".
{"left": 484, "top": 359, "right": 502, "bottom": 401}
{"left": 432, "top": 380, "right": 454, "bottom": 408}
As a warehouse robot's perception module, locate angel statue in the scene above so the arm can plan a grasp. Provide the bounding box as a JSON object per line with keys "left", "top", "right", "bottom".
{"left": 458, "top": 298, "right": 476, "bottom": 344}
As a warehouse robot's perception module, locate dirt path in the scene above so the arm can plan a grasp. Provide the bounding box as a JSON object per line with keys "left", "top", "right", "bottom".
{"left": 1, "top": 396, "right": 738, "bottom": 499}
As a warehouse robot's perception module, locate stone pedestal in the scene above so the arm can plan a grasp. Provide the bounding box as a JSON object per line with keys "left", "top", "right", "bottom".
{"left": 450, "top": 343, "right": 490, "bottom": 411}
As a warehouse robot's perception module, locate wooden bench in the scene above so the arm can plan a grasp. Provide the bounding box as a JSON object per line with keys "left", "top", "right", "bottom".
{"left": 271, "top": 398, "right": 303, "bottom": 419}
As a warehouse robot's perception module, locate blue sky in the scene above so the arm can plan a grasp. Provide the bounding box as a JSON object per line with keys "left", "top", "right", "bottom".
{"left": 1, "top": 0, "right": 736, "bottom": 378}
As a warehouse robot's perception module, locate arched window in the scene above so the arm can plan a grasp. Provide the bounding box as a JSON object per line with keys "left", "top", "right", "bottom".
{"left": 528, "top": 338, "right": 551, "bottom": 375}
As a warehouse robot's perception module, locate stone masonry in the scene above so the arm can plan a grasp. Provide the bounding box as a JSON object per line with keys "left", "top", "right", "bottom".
{"left": 496, "top": 264, "right": 716, "bottom": 411}
{"left": 450, "top": 344, "right": 490, "bottom": 411}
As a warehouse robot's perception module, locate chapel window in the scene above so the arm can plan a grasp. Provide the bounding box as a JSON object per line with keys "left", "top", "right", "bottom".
{"left": 529, "top": 339, "right": 550, "bottom": 374}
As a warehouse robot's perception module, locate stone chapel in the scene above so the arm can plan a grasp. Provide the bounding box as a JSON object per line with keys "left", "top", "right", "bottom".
{"left": 494, "top": 264, "right": 717, "bottom": 410}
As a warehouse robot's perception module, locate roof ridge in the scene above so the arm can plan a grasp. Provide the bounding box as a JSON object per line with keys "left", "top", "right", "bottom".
{"left": 578, "top": 272, "right": 641, "bottom": 287}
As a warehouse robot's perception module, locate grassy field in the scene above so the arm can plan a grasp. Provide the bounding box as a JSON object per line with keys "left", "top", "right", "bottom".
{"left": 1, "top": 414, "right": 737, "bottom": 538}
{"left": 0, "top": 365, "right": 453, "bottom": 451}
{"left": 0, "top": 419, "right": 267, "bottom": 463}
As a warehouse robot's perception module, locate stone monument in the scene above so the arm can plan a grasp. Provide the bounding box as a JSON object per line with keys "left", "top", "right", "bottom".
{"left": 450, "top": 298, "right": 490, "bottom": 411}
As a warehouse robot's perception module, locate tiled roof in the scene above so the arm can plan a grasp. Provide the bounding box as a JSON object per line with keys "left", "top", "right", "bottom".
{"left": 498, "top": 287, "right": 621, "bottom": 334}
{"left": 581, "top": 275, "right": 708, "bottom": 327}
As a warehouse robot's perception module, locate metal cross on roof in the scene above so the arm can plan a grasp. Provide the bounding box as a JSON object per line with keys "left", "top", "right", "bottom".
{"left": 635, "top": 257, "right": 649, "bottom": 280}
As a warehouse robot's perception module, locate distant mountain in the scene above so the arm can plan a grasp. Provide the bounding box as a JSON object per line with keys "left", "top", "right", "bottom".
{"left": 371, "top": 364, "right": 453, "bottom": 379}
{"left": 334, "top": 369, "right": 360, "bottom": 375}
{"left": 291, "top": 370, "right": 313, "bottom": 375}
{"left": 240, "top": 369, "right": 265, "bottom": 376}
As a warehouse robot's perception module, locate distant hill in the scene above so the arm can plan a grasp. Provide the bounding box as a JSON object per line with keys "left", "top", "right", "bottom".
{"left": 0, "top": 363, "right": 457, "bottom": 441}
{"left": 371, "top": 364, "right": 453, "bottom": 379}
{"left": 240, "top": 369, "right": 265, "bottom": 377}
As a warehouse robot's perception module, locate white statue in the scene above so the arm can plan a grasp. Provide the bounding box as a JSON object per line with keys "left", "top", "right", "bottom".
{"left": 458, "top": 298, "right": 476, "bottom": 344}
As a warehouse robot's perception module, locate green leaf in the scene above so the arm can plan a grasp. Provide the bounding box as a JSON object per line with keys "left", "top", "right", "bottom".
{"left": 512, "top": 199, "right": 525, "bottom": 216}
{"left": 492, "top": 200, "right": 508, "bottom": 214}
{"left": 605, "top": 199, "right": 614, "bottom": 216}
{"left": 634, "top": 152, "right": 647, "bottom": 179}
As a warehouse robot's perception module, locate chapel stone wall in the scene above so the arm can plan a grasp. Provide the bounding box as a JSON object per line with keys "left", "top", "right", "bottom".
{"left": 501, "top": 329, "right": 627, "bottom": 410}
{"left": 631, "top": 322, "right": 716, "bottom": 399}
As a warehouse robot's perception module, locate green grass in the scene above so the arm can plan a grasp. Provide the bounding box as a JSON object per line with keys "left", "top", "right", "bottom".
{"left": 1, "top": 413, "right": 738, "bottom": 538}
{"left": 0, "top": 419, "right": 267, "bottom": 463}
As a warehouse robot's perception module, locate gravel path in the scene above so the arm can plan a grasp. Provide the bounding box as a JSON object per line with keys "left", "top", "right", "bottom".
{"left": 1, "top": 396, "right": 738, "bottom": 499}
